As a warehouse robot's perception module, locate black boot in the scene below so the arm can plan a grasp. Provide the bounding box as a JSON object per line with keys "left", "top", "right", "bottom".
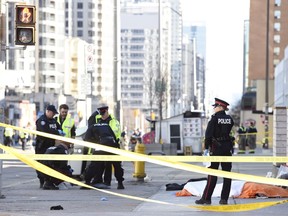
{"left": 117, "top": 182, "right": 125, "bottom": 189}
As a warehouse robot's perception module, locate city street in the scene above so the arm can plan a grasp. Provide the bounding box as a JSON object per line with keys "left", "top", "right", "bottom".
{"left": 1, "top": 145, "right": 288, "bottom": 216}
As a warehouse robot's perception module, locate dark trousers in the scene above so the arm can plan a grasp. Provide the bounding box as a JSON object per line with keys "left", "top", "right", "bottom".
{"left": 35, "top": 142, "right": 53, "bottom": 184}
{"left": 201, "top": 156, "right": 232, "bottom": 201}
{"left": 85, "top": 151, "right": 124, "bottom": 184}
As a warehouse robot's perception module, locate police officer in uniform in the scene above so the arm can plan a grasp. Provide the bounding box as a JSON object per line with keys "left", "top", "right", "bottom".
{"left": 247, "top": 121, "right": 257, "bottom": 153}
{"left": 35, "top": 105, "right": 62, "bottom": 188}
{"left": 42, "top": 140, "right": 73, "bottom": 190}
{"left": 195, "top": 98, "right": 234, "bottom": 205}
{"left": 83, "top": 104, "right": 124, "bottom": 190}
{"left": 237, "top": 123, "right": 247, "bottom": 154}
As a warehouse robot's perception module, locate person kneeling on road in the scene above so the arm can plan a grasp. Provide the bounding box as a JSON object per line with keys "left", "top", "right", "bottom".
{"left": 42, "top": 140, "right": 73, "bottom": 190}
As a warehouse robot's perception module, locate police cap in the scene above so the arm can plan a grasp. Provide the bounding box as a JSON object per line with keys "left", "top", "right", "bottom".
{"left": 212, "top": 98, "right": 229, "bottom": 110}
{"left": 97, "top": 103, "right": 109, "bottom": 110}
{"left": 46, "top": 105, "right": 59, "bottom": 114}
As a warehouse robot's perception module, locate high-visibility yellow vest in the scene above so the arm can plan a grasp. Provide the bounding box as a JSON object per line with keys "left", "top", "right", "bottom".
{"left": 57, "top": 115, "right": 75, "bottom": 138}
{"left": 95, "top": 114, "right": 121, "bottom": 140}
{"left": 19, "top": 130, "right": 26, "bottom": 139}
{"left": 4, "top": 127, "right": 13, "bottom": 137}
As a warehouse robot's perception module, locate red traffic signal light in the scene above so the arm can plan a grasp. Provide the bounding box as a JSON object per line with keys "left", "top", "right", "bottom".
{"left": 15, "top": 5, "right": 36, "bottom": 45}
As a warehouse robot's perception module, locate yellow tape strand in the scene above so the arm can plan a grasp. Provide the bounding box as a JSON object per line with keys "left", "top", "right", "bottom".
{"left": 1, "top": 122, "right": 288, "bottom": 187}
{"left": 1, "top": 154, "right": 288, "bottom": 163}
{"left": 1, "top": 123, "right": 288, "bottom": 212}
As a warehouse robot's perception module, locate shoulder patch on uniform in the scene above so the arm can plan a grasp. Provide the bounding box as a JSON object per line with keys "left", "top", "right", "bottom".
{"left": 41, "top": 121, "right": 46, "bottom": 126}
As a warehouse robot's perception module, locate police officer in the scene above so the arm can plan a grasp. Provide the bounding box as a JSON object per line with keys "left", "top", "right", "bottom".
{"left": 42, "top": 140, "right": 73, "bottom": 190}
{"left": 247, "top": 121, "right": 257, "bottom": 153}
{"left": 83, "top": 103, "right": 124, "bottom": 190}
{"left": 19, "top": 130, "right": 27, "bottom": 150}
{"left": 35, "top": 105, "right": 63, "bottom": 188}
{"left": 4, "top": 126, "right": 13, "bottom": 146}
{"left": 237, "top": 123, "right": 247, "bottom": 154}
{"left": 195, "top": 98, "right": 234, "bottom": 205}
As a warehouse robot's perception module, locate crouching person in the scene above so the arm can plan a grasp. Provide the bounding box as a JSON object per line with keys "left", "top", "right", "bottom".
{"left": 42, "top": 140, "right": 73, "bottom": 190}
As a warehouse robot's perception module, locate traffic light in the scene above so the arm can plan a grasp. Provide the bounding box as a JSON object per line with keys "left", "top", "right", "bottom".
{"left": 15, "top": 5, "right": 36, "bottom": 45}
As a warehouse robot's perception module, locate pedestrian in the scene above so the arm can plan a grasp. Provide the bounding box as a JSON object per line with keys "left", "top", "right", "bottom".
{"left": 247, "top": 121, "right": 257, "bottom": 154}
{"left": 237, "top": 123, "right": 247, "bottom": 154}
{"left": 119, "top": 126, "right": 128, "bottom": 150}
{"left": 19, "top": 129, "right": 27, "bottom": 150}
{"left": 4, "top": 126, "right": 13, "bottom": 147}
{"left": 195, "top": 98, "right": 234, "bottom": 205}
{"left": 82, "top": 103, "right": 125, "bottom": 190}
{"left": 55, "top": 104, "right": 76, "bottom": 153}
{"left": 42, "top": 140, "right": 73, "bottom": 190}
{"left": 35, "top": 105, "right": 63, "bottom": 188}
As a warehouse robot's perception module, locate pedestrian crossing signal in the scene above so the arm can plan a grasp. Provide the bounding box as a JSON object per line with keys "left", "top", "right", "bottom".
{"left": 15, "top": 5, "right": 36, "bottom": 45}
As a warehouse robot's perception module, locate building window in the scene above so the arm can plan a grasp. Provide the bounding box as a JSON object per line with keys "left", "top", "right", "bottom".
{"left": 275, "top": 0, "right": 281, "bottom": 7}
{"left": 88, "top": 2, "right": 95, "bottom": 9}
{"left": 274, "top": 22, "right": 281, "bottom": 31}
{"left": 77, "top": 2, "right": 83, "bottom": 9}
{"left": 77, "top": 30, "right": 83, "bottom": 37}
{"left": 88, "top": 30, "right": 95, "bottom": 37}
{"left": 274, "top": 47, "right": 280, "bottom": 56}
{"left": 77, "top": 21, "right": 83, "bottom": 28}
{"left": 274, "top": 10, "right": 281, "bottom": 19}
{"left": 77, "top": 11, "right": 83, "bottom": 18}
{"left": 274, "top": 35, "right": 281, "bottom": 43}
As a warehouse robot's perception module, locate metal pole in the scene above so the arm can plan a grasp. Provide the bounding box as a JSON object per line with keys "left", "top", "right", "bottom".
{"left": 158, "top": 0, "right": 162, "bottom": 144}
{"left": 263, "top": 0, "right": 269, "bottom": 149}
{"left": 0, "top": 100, "right": 5, "bottom": 198}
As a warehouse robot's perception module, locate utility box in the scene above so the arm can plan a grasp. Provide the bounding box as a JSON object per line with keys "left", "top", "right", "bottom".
{"left": 155, "top": 111, "right": 206, "bottom": 155}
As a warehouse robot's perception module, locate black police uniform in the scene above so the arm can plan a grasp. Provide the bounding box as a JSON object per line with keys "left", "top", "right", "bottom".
{"left": 35, "top": 113, "right": 61, "bottom": 186}
{"left": 237, "top": 126, "right": 247, "bottom": 153}
{"left": 42, "top": 144, "right": 73, "bottom": 189}
{"left": 197, "top": 100, "right": 234, "bottom": 204}
{"left": 84, "top": 116, "right": 124, "bottom": 187}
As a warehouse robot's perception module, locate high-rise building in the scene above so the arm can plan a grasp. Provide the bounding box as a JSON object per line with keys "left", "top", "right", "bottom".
{"left": 120, "top": 0, "right": 173, "bottom": 130}
{"left": 65, "top": 0, "right": 120, "bottom": 114}
{"left": 183, "top": 24, "right": 206, "bottom": 111}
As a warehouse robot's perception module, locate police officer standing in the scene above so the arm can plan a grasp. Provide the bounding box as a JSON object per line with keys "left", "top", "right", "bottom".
{"left": 83, "top": 103, "right": 125, "bottom": 189}
{"left": 247, "top": 121, "right": 257, "bottom": 154}
{"left": 237, "top": 123, "right": 247, "bottom": 154}
{"left": 195, "top": 98, "right": 234, "bottom": 205}
{"left": 35, "top": 105, "right": 63, "bottom": 188}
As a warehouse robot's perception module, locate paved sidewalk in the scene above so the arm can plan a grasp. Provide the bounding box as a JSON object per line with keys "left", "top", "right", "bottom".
{"left": 1, "top": 146, "right": 288, "bottom": 216}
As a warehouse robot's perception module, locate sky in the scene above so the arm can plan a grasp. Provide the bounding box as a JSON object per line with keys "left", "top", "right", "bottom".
{"left": 180, "top": 0, "right": 250, "bottom": 106}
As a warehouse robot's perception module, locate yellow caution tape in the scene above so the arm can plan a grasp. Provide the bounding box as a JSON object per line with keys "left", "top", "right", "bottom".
{"left": 1, "top": 143, "right": 288, "bottom": 212}
{"left": 1, "top": 154, "right": 288, "bottom": 163}
{"left": 1, "top": 122, "right": 288, "bottom": 187}
{"left": 190, "top": 199, "right": 288, "bottom": 212}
